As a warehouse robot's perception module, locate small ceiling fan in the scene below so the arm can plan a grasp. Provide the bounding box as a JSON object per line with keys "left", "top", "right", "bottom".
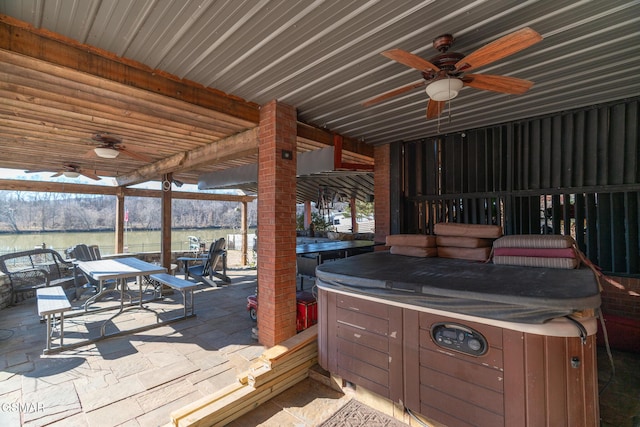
{"left": 25, "top": 164, "right": 102, "bottom": 181}
{"left": 363, "top": 27, "right": 543, "bottom": 119}
{"left": 87, "top": 132, "right": 152, "bottom": 162}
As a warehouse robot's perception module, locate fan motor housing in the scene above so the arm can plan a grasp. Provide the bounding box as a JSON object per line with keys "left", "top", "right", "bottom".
{"left": 429, "top": 52, "right": 465, "bottom": 72}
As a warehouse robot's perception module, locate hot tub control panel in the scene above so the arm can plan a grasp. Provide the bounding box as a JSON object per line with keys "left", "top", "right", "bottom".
{"left": 431, "top": 323, "right": 488, "bottom": 356}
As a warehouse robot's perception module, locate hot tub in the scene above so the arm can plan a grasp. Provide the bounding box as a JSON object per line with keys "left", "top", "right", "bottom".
{"left": 316, "top": 252, "right": 600, "bottom": 427}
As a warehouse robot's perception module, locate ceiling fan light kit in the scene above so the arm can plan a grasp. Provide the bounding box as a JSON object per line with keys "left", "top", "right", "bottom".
{"left": 62, "top": 171, "right": 80, "bottom": 178}
{"left": 426, "top": 78, "right": 463, "bottom": 101}
{"left": 94, "top": 146, "right": 120, "bottom": 158}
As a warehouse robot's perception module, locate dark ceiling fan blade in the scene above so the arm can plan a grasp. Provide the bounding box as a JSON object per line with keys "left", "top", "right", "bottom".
{"left": 50, "top": 172, "right": 63, "bottom": 177}
{"left": 362, "top": 81, "right": 426, "bottom": 107}
{"left": 463, "top": 74, "right": 534, "bottom": 94}
{"left": 25, "top": 169, "right": 53, "bottom": 173}
{"left": 382, "top": 49, "right": 440, "bottom": 72}
{"left": 426, "top": 99, "right": 446, "bottom": 119}
{"left": 79, "top": 169, "right": 101, "bottom": 181}
{"left": 455, "top": 27, "right": 542, "bottom": 72}
{"left": 118, "top": 146, "right": 152, "bottom": 162}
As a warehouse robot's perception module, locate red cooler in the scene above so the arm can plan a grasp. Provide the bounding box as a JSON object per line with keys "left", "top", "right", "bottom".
{"left": 296, "top": 291, "right": 317, "bottom": 332}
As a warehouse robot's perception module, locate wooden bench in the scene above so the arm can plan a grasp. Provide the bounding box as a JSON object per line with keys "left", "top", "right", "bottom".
{"left": 149, "top": 273, "right": 198, "bottom": 319}
{"left": 36, "top": 286, "right": 72, "bottom": 355}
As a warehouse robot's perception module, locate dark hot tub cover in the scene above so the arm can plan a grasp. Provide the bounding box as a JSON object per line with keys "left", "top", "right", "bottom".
{"left": 315, "top": 251, "right": 600, "bottom": 324}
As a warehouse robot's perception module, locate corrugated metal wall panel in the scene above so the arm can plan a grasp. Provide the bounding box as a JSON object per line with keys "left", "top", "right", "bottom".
{"left": 402, "top": 98, "right": 640, "bottom": 275}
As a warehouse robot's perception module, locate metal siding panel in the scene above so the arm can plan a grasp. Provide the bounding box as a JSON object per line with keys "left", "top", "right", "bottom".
{"left": 627, "top": 192, "right": 640, "bottom": 274}
{"left": 529, "top": 119, "right": 541, "bottom": 190}
{"left": 624, "top": 101, "right": 639, "bottom": 184}
{"left": 520, "top": 123, "right": 529, "bottom": 191}
{"left": 461, "top": 134, "right": 469, "bottom": 194}
{"left": 425, "top": 140, "right": 438, "bottom": 195}
{"left": 561, "top": 115, "right": 573, "bottom": 187}
{"left": 551, "top": 116, "right": 563, "bottom": 189}
{"left": 443, "top": 136, "right": 454, "bottom": 194}
{"left": 597, "top": 193, "right": 613, "bottom": 271}
{"left": 492, "top": 128, "right": 503, "bottom": 192}
{"left": 611, "top": 192, "right": 627, "bottom": 273}
{"left": 586, "top": 193, "right": 599, "bottom": 264}
{"left": 597, "top": 107, "right": 610, "bottom": 185}
{"left": 540, "top": 117, "right": 552, "bottom": 189}
{"left": 573, "top": 112, "right": 585, "bottom": 187}
{"left": 480, "top": 131, "right": 489, "bottom": 193}
{"left": 584, "top": 109, "right": 599, "bottom": 186}
{"left": 123, "top": 0, "right": 215, "bottom": 66}
{"left": 609, "top": 104, "right": 626, "bottom": 185}
{"left": 405, "top": 143, "right": 417, "bottom": 198}
{"left": 575, "top": 193, "right": 586, "bottom": 251}
{"left": 453, "top": 134, "right": 463, "bottom": 194}
{"left": 562, "top": 193, "right": 571, "bottom": 235}
{"left": 468, "top": 132, "right": 478, "bottom": 193}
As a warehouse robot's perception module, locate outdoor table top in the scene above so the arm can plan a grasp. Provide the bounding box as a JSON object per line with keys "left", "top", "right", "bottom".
{"left": 76, "top": 257, "right": 166, "bottom": 281}
{"left": 296, "top": 239, "right": 375, "bottom": 255}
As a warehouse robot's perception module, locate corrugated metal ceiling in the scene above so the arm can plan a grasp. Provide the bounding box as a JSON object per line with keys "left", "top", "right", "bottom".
{"left": 2, "top": 0, "right": 638, "bottom": 144}
{"left": 0, "top": 0, "right": 638, "bottom": 202}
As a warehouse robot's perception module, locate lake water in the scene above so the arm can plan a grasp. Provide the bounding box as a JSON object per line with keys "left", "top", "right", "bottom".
{"left": 0, "top": 228, "right": 246, "bottom": 256}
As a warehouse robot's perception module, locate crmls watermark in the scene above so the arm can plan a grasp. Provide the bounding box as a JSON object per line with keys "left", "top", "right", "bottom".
{"left": 1, "top": 402, "right": 45, "bottom": 413}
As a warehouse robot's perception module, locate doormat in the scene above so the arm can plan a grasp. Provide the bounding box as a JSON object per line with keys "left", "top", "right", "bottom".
{"left": 319, "top": 399, "right": 408, "bottom": 427}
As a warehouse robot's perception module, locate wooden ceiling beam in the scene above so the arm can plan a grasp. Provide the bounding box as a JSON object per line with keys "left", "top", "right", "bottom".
{"left": 0, "top": 178, "right": 255, "bottom": 202}
{"left": 297, "top": 122, "right": 373, "bottom": 157}
{"left": 0, "top": 16, "right": 260, "bottom": 125}
{"left": 115, "top": 127, "right": 260, "bottom": 187}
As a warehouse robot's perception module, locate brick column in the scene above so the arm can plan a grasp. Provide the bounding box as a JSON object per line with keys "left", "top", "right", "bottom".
{"left": 374, "top": 143, "right": 391, "bottom": 245}
{"left": 257, "top": 100, "right": 298, "bottom": 347}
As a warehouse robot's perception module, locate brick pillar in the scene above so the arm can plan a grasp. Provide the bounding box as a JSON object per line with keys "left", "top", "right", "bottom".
{"left": 257, "top": 100, "right": 298, "bottom": 347}
{"left": 374, "top": 143, "right": 391, "bottom": 245}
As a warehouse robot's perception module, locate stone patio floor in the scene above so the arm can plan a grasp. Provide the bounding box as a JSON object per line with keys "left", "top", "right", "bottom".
{"left": 1, "top": 263, "right": 638, "bottom": 426}
{"left": 0, "top": 267, "right": 351, "bottom": 427}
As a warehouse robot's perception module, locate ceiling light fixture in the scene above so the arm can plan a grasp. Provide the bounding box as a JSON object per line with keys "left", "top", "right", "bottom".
{"left": 94, "top": 147, "right": 120, "bottom": 158}
{"left": 426, "top": 77, "right": 463, "bottom": 101}
{"left": 63, "top": 171, "right": 80, "bottom": 178}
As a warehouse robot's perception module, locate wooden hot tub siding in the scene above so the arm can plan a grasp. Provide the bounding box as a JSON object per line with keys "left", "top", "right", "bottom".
{"left": 318, "top": 289, "right": 599, "bottom": 427}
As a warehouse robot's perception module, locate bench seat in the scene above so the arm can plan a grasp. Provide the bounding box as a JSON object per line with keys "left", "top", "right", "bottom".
{"left": 149, "top": 273, "right": 198, "bottom": 319}
{"left": 0, "top": 248, "right": 80, "bottom": 304}
{"left": 36, "top": 286, "right": 72, "bottom": 354}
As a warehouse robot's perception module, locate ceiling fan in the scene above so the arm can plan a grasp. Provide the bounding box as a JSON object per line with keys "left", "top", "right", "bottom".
{"left": 87, "top": 132, "right": 152, "bottom": 162}
{"left": 25, "top": 164, "right": 102, "bottom": 181}
{"left": 363, "top": 27, "right": 543, "bottom": 119}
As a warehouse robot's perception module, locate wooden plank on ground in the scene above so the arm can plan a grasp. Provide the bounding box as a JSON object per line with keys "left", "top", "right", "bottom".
{"left": 178, "top": 360, "right": 311, "bottom": 427}
{"left": 214, "top": 369, "right": 309, "bottom": 427}
{"left": 170, "top": 381, "right": 244, "bottom": 424}
{"left": 259, "top": 324, "right": 317, "bottom": 365}
{"left": 249, "top": 356, "right": 318, "bottom": 388}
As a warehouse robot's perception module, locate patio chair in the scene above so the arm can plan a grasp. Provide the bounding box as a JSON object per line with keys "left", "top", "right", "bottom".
{"left": 69, "top": 244, "right": 117, "bottom": 298}
{"left": 188, "top": 238, "right": 231, "bottom": 286}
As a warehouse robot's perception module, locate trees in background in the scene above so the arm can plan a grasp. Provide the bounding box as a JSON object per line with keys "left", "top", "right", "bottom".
{"left": 0, "top": 191, "right": 257, "bottom": 232}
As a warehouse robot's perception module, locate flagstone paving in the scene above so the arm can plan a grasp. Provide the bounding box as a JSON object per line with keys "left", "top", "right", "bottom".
{"left": 0, "top": 267, "right": 277, "bottom": 426}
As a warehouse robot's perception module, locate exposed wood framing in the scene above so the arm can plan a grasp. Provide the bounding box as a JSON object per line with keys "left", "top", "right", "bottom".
{"left": 0, "top": 179, "right": 256, "bottom": 202}
{"left": 0, "top": 16, "right": 260, "bottom": 123}
{"left": 0, "top": 17, "right": 374, "bottom": 190}
{"left": 115, "top": 127, "right": 260, "bottom": 187}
